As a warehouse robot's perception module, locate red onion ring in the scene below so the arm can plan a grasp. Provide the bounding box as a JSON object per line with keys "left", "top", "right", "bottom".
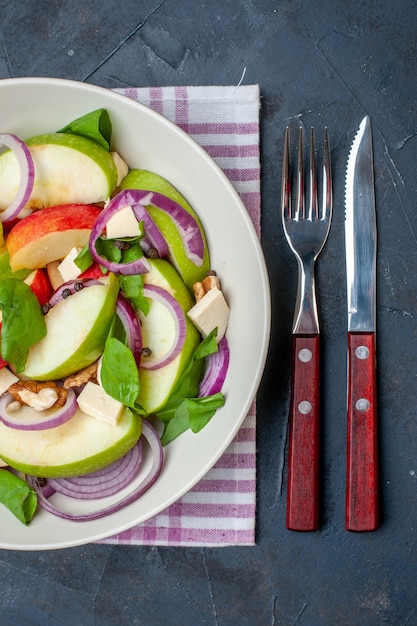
{"left": 116, "top": 294, "right": 142, "bottom": 367}
{"left": 0, "top": 388, "right": 77, "bottom": 431}
{"left": 127, "top": 191, "right": 169, "bottom": 258}
{"left": 0, "top": 133, "right": 35, "bottom": 224}
{"left": 48, "top": 439, "right": 143, "bottom": 499}
{"left": 140, "top": 284, "right": 186, "bottom": 371}
{"left": 47, "top": 278, "right": 102, "bottom": 308}
{"left": 198, "top": 336, "right": 230, "bottom": 397}
{"left": 89, "top": 192, "right": 154, "bottom": 275}
{"left": 133, "top": 189, "right": 205, "bottom": 267}
{"left": 100, "top": 189, "right": 169, "bottom": 258}
{"left": 89, "top": 186, "right": 205, "bottom": 272}
{"left": 26, "top": 419, "right": 163, "bottom": 521}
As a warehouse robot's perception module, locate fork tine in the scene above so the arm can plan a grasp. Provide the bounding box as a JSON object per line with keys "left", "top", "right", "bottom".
{"left": 283, "top": 126, "right": 332, "bottom": 224}
{"left": 296, "top": 127, "right": 304, "bottom": 220}
{"left": 322, "top": 127, "right": 332, "bottom": 220}
{"left": 309, "top": 127, "right": 318, "bottom": 220}
{"left": 281, "top": 127, "right": 291, "bottom": 219}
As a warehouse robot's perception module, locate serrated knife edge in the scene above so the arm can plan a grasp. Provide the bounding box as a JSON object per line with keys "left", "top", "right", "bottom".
{"left": 344, "top": 115, "right": 379, "bottom": 532}
{"left": 345, "top": 115, "right": 377, "bottom": 333}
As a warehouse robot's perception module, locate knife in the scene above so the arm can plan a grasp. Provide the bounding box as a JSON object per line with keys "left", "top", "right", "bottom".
{"left": 345, "top": 115, "right": 379, "bottom": 531}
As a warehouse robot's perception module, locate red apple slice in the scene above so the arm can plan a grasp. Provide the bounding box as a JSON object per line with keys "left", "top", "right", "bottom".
{"left": 24, "top": 268, "right": 53, "bottom": 305}
{"left": 79, "top": 263, "right": 108, "bottom": 280}
{"left": 47, "top": 259, "right": 107, "bottom": 290}
{"left": 6, "top": 203, "right": 101, "bottom": 271}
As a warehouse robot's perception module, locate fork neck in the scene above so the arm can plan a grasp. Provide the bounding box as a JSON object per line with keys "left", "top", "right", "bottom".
{"left": 293, "top": 256, "right": 320, "bottom": 335}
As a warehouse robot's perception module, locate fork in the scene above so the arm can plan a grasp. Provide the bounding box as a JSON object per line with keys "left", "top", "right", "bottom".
{"left": 281, "top": 126, "right": 332, "bottom": 531}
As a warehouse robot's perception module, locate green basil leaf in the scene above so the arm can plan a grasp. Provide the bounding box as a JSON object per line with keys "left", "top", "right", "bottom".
{"left": 0, "top": 247, "right": 30, "bottom": 281}
{"left": 0, "top": 278, "right": 47, "bottom": 372}
{"left": 188, "top": 393, "right": 225, "bottom": 432}
{"left": 101, "top": 335, "right": 142, "bottom": 411}
{"left": 193, "top": 328, "right": 219, "bottom": 360}
{"left": 157, "top": 329, "right": 218, "bottom": 418}
{"left": 160, "top": 393, "right": 225, "bottom": 445}
{"left": 119, "top": 274, "right": 149, "bottom": 314}
{"left": 157, "top": 330, "right": 222, "bottom": 445}
{"left": 95, "top": 237, "right": 122, "bottom": 264}
{"left": 111, "top": 313, "right": 127, "bottom": 344}
{"left": 57, "top": 109, "right": 112, "bottom": 150}
{"left": 160, "top": 403, "right": 191, "bottom": 445}
{"left": 74, "top": 244, "right": 94, "bottom": 272}
{"left": 95, "top": 236, "right": 145, "bottom": 269}
{"left": 0, "top": 469, "right": 37, "bottom": 525}
{"left": 120, "top": 240, "right": 144, "bottom": 263}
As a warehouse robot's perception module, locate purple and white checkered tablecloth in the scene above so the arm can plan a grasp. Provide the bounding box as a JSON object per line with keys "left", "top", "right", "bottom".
{"left": 99, "top": 85, "right": 261, "bottom": 546}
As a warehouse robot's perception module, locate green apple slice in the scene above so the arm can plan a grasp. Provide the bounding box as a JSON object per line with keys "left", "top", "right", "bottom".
{"left": 0, "top": 133, "right": 118, "bottom": 211}
{"left": 120, "top": 169, "right": 210, "bottom": 290}
{"left": 0, "top": 406, "right": 142, "bottom": 477}
{"left": 22, "top": 274, "right": 119, "bottom": 380}
{"left": 137, "top": 259, "right": 201, "bottom": 413}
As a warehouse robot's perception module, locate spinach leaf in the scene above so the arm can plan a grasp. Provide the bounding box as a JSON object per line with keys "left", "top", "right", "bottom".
{"left": 95, "top": 235, "right": 144, "bottom": 269}
{"left": 110, "top": 313, "right": 127, "bottom": 344}
{"left": 160, "top": 393, "right": 225, "bottom": 445}
{"left": 74, "top": 244, "right": 94, "bottom": 272}
{"left": 159, "top": 404, "right": 190, "bottom": 444}
{"left": 100, "top": 334, "right": 143, "bottom": 412}
{"left": 157, "top": 329, "right": 218, "bottom": 418}
{"left": 0, "top": 247, "right": 30, "bottom": 281}
{"left": 118, "top": 273, "right": 149, "bottom": 315}
{"left": 0, "top": 278, "right": 47, "bottom": 372}
{"left": 157, "top": 330, "right": 224, "bottom": 445}
{"left": 95, "top": 237, "right": 122, "bottom": 264}
{"left": 188, "top": 393, "right": 226, "bottom": 432}
{"left": 0, "top": 469, "right": 37, "bottom": 525}
{"left": 120, "top": 239, "right": 145, "bottom": 263}
{"left": 58, "top": 109, "right": 112, "bottom": 151}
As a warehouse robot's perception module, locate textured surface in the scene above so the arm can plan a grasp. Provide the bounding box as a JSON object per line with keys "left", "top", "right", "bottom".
{"left": 1, "top": 1, "right": 417, "bottom": 624}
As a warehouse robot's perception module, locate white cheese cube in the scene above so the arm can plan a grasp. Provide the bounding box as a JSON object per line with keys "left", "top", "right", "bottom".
{"left": 57, "top": 247, "right": 83, "bottom": 283}
{"left": 187, "top": 287, "right": 230, "bottom": 342}
{"left": 105, "top": 205, "right": 139, "bottom": 239}
{"left": 0, "top": 367, "right": 19, "bottom": 395}
{"left": 77, "top": 381, "right": 124, "bottom": 425}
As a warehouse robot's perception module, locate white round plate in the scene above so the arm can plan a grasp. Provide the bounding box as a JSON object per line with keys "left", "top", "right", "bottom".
{"left": 0, "top": 77, "right": 270, "bottom": 550}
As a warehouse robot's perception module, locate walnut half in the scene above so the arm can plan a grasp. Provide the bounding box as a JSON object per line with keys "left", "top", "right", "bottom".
{"left": 192, "top": 273, "right": 221, "bottom": 303}
{"left": 63, "top": 362, "right": 98, "bottom": 389}
{"left": 8, "top": 381, "right": 67, "bottom": 412}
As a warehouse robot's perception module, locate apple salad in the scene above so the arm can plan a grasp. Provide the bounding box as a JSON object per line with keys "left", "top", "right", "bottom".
{"left": 0, "top": 110, "right": 230, "bottom": 524}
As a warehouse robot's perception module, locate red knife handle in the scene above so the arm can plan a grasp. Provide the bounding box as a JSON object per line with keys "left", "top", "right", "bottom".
{"left": 286, "top": 334, "right": 320, "bottom": 531}
{"left": 346, "top": 332, "right": 379, "bottom": 531}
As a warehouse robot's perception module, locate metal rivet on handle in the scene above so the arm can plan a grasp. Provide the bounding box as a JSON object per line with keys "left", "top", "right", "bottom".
{"left": 298, "top": 400, "right": 313, "bottom": 414}
{"left": 356, "top": 398, "right": 370, "bottom": 411}
{"left": 356, "top": 345, "right": 370, "bottom": 360}
{"left": 298, "top": 348, "right": 312, "bottom": 363}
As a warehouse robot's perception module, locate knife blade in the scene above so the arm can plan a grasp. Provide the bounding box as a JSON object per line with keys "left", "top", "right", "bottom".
{"left": 345, "top": 115, "right": 379, "bottom": 531}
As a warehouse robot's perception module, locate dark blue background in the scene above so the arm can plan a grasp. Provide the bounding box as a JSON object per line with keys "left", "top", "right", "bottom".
{"left": 1, "top": 1, "right": 416, "bottom": 624}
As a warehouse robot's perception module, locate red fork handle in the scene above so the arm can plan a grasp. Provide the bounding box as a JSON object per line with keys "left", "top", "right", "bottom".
{"left": 346, "top": 332, "right": 379, "bottom": 531}
{"left": 286, "top": 334, "right": 320, "bottom": 531}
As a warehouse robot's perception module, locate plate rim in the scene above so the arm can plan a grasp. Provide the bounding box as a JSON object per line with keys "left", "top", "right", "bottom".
{"left": 0, "top": 77, "right": 271, "bottom": 550}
